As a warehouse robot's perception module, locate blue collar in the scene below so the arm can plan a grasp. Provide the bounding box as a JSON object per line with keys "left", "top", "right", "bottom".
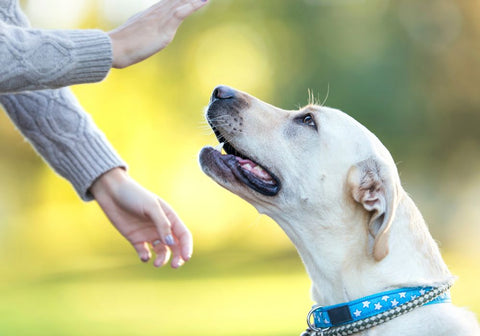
{"left": 309, "top": 286, "right": 451, "bottom": 329}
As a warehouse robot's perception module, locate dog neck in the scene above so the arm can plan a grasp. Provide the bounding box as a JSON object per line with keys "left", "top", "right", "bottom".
{"left": 268, "top": 190, "right": 452, "bottom": 306}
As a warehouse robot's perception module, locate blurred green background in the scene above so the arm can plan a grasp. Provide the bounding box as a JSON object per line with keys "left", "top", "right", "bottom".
{"left": 1, "top": 0, "right": 479, "bottom": 335}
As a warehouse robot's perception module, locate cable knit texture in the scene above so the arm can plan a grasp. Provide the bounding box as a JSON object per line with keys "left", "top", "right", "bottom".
{"left": 0, "top": 0, "right": 126, "bottom": 200}
{"left": 0, "top": 24, "right": 113, "bottom": 92}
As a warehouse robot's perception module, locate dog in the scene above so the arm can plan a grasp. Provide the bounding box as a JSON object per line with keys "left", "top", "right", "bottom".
{"left": 199, "top": 85, "right": 480, "bottom": 336}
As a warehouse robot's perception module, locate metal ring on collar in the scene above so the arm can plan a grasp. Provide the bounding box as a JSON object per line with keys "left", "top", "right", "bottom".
{"left": 306, "top": 305, "right": 329, "bottom": 335}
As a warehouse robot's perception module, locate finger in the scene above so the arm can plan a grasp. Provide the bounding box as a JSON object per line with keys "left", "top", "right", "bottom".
{"left": 152, "top": 243, "right": 171, "bottom": 268}
{"left": 173, "top": 0, "right": 208, "bottom": 21}
{"left": 145, "top": 200, "right": 175, "bottom": 246}
{"left": 152, "top": 226, "right": 184, "bottom": 268}
{"left": 133, "top": 241, "right": 152, "bottom": 262}
{"left": 168, "top": 241, "right": 185, "bottom": 269}
{"left": 152, "top": 0, "right": 180, "bottom": 13}
{"left": 172, "top": 219, "right": 193, "bottom": 261}
{"left": 150, "top": 226, "right": 185, "bottom": 269}
{"left": 158, "top": 198, "right": 193, "bottom": 261}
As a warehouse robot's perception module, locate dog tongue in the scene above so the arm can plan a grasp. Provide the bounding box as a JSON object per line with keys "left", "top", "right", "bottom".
{"left": 236, "top": 158, "right": 273, "bottom": 181}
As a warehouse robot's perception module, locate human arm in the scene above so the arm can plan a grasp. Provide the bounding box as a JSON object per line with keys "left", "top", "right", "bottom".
{"left": 0, "top": 0, "right": 202, "bottom": 266}
{"left": 0, "top": 89, "right": 188, "bottom": 267}
{"left": 0, "top": 0, "right": 208, "bottom": 93}
{"left": 0, "top": 88, "right": 125, "bottom": 200}
{"left": 0, "top": 21, "right": 112, "bottom": 93}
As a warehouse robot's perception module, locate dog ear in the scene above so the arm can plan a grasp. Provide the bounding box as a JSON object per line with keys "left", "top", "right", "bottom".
{"left": 347, "top": 157, "right": 398, "bottom": 261}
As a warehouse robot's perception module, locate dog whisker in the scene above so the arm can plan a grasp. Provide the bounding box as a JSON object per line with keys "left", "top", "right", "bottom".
{"left": 307, "top": 88, "right": 317, "bottom": 105}
{"left": 320, "top": 83, "right": 330, "bottom": 107}
{"left": 304, "top": 85, "right": 330, "bottom": 107}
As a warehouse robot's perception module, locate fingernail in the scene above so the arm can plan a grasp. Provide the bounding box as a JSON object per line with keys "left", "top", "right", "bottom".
{"left": 140, "top": 252, "right": 149, "bottom": 262}
{"left": 165, "top": 234, "right": 175, "bottom": 246}
{"left": 172, "top": 258, "right": 184, "bottom": 269}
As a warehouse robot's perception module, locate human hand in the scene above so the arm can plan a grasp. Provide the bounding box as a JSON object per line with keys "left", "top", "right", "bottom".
{"left": 108, "top": 0, "right": 208, "bottom": 68}
{"left": 90, "top": 168, "right": 192, "bottom": 268}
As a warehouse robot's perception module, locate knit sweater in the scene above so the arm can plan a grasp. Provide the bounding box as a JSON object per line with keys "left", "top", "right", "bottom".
{"left": 0, "top": 0, "right": 126, "bottom": 201}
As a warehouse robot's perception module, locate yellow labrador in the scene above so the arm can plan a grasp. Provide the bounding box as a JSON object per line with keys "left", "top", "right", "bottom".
{"left": 199, "top": 86, "right": 480, "bottom": 336}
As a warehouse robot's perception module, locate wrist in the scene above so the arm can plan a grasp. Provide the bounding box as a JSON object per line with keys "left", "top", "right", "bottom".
{"left": 90, "top": 167, "right": 128, "bottom": 198}
{"left": 108, "top": 31, "right": 127, "bottom": 69}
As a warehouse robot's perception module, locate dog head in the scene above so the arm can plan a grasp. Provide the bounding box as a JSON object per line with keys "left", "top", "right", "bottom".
{"left": 199, "top": 85, "right": 401, "bottom": 261}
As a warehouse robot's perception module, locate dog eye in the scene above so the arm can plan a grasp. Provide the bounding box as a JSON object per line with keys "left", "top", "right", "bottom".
{"left": 302, "top": 114, "right": 316, "bottom": 128}
{"left": 294, "top": 113, "right": 317, "bottom": 130}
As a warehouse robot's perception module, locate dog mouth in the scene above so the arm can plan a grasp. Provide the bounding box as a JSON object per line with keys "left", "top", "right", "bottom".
{"left": 200, "top": 126, "right": 281, "bottom": 196}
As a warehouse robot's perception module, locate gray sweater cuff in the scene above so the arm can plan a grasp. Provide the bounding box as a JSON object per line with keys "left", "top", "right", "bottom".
{"left": 62, "top": 130, "right": 127, "bottom": 201}
{"left": 0, "top": 25, "right": 113, "bottom": 92}
{"left": 58, "top": 29, "right": 113, "bottom": 87}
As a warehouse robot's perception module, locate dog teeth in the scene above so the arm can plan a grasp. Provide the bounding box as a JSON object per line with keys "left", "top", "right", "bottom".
{"left": 239, "top": 161, "right": 274, "bottom": 181}
{"left": 244, "top": 163, "right": 254, "bottom": 171}
{"left": 253, "top": 165, "right": 273, "bottom": 180}
{"left": 252, "top": 166, "right": 263, "bottom": 173}
{"left": 214, "top": 142, "right": 225, "bottom": 153}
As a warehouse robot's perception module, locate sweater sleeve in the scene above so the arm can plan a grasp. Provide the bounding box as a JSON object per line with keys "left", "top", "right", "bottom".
{"left": 0, "top": 88, "right": 127, "bottom": 201}
{"left": 0, "top": 21, "right": 112, "bottom": 93}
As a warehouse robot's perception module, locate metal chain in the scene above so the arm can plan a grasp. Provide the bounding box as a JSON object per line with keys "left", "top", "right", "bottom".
{"left": 301, "top": 280, "right": 454, "bottom": 336}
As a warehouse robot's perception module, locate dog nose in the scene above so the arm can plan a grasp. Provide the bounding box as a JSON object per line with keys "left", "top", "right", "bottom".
{"left": 211, "top": 85, "right": 235, "bottom": 102}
